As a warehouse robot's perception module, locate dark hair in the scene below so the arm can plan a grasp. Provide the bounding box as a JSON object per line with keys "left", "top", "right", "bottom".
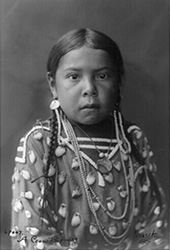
{"left": 47, "top": 28, "right": 124, "bottom": 83}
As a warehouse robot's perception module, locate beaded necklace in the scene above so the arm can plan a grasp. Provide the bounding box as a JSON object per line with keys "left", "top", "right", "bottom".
{"left": 63, "top": 114, "right": 136, "bottom": 246}
{"left": 71, "top": 119, "right": 114, "bottom": 175}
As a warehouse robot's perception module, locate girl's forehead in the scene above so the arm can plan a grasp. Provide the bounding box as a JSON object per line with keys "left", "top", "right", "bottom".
{"left": 57, "top": 46, "right": 114, "bottom": 71}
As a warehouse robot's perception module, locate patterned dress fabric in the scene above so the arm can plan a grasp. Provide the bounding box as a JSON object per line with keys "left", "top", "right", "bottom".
{"left": 11, "top": 118, "right": 168, "bottom": 250}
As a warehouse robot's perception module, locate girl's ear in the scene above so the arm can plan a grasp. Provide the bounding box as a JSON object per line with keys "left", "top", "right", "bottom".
{"left": 46, "top": 72, "right": 58, "bottom": 99}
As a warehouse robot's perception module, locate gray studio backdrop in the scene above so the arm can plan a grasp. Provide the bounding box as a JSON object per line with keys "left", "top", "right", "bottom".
{"left": 1, "top": 0, "right": 169, "bottom": 249}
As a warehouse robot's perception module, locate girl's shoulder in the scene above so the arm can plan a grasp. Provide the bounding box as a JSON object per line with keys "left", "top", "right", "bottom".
{"left": 124, "top": 120, "right": 146, "bottom": 142}
{"left": 124, "top": 120, "right": 153, "bottom": 167}
{"left": 15, "top": 118, "right": 51, "bottom": 164}
{"left": 124, "top": 121, "right": 148, "bottom": 146}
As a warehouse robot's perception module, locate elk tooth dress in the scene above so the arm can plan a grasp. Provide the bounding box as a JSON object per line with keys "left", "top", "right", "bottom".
{"left": 11, "top": 117, "right": 168, "bottom": 250}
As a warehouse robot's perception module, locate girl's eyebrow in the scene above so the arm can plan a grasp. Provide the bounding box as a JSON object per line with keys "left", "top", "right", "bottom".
{"left": 63, "top": 67, "right": 113, "bottom": 72}
{"left": 63, "top": 67, "right": 82, "bottom": 72}
{"left": 94, "top": 67, "right": 113, "bottom": 72}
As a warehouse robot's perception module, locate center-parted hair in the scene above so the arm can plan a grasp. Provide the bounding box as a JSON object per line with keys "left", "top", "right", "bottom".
{"left": 47, "top": 28, "right": 124, "bottom": 83}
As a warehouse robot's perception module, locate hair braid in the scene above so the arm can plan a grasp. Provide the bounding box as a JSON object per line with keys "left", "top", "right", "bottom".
{"left": 45, "top": 110, "right": 58, "bottom": 176}
{"left": 39, "top": 110, "right": 58, "bottom": 222}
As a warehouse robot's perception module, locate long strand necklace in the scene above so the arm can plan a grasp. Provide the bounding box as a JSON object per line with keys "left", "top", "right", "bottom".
{"left": 63, "top": 115, "right": 136, "bottom": 246}
{"left": 71, "top": 119, "right": 114, "bottom": 174}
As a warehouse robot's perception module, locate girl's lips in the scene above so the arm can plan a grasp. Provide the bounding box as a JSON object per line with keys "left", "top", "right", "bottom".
{"left": 81, "top": 104, "right": 99, "bottom": 109}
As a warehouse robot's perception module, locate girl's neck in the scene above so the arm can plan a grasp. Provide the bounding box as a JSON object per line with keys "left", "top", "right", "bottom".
{"left": 70, "top": 116, "right": 116, "bottom": 139}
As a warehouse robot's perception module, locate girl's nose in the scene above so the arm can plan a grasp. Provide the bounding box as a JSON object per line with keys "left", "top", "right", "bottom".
{"left": 82, "top": 77, "right": 97, "bottom": 97}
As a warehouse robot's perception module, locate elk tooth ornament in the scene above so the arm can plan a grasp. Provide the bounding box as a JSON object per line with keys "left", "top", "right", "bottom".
{"left": 154, "top": 206, "right": 160, "bottom": 215}
{"left": 20, "top": 191, "right": 33, "bottom": 199}
{"left": 36, "top": 242, "right": 45, "bottom": 250}
{"left": 46, "top": 137, "right": 50, "bottom": 146}
{"left": 98, "top": 172, "right": 105, "bottom": 187}
{"left": 33, "top": 131, "right": 43, "bottom": 140}
{"left": 93, "top": 201, "right": 100, "bottom": 211}
{"left": 121, "top": 152, "right": 128, "bottom": 161}
{"left": 120, "top": 190, "right": 127, "bottom": 198}
{"left": 122, "top": 221, "right": 128, "bottom": 229}
{"left": 55, "top": 146, "right": 66, "bottom": 157}
{"left": 14, "top": 200, "right": 23, "bottom": 212}
{"left": 21, "top": 170, "right": 31, "bottom": 180}
{"left": 112, "top": 160, "right": 121, "bottom": 171}
{"left": 89, "top": 224, "right": 98, "bottom": 235}
{"left": 71, "top": 157, "right": 79, "bottom": 170}
{"left": 48, "top": 165, "right": 56, "bottom": 177}
{"left": 58, "top": 204, "right": 67, "bottom": 218}
{"left": 28, "top": 150, "right": 36, "bottom": 164}
{"left": 48, "top": 227, "right": 57, "bottom": 232}
{"left": 71, "top": 212, "right": 81, "bottom": 227}
{"left": 12, "top": 170, "right": 20, "bottom": 182}
{"left": 142, "top": 149, "right": 147, "bottom": 158}
{"left": 106, "top": 199, "right": 115, "bottom": 211}
{"left": 108, "top": 224, "right": 117, "bottom": 236}
{"left": 104, "top": 172, "right": 113, "bottom": 183}
{"left": 40, "top": 217, "right": 49, "bottom": 225}
{"left": 40, "top": 183, "right": 45, "bottom": 195}
{"left": 58, "top": 171, "right": 66, "bottom": 185}
{"left": 156, "top": 220, "right": 163, "bottom": 228}
{"left": 25, "top": 191, "right": 33, "bottom": 199}
{"left": 72, "top": 187, "right": 82, "bottom": 198}
{"left": 141, "top": 183, "right": 149, "bottom": 192}
{"left": 86, "top": 172, "right": 96, "bottom": 185}
{"left": 38, "top": 197, "right": 48, "bottom": 208}
{"left": 134, "top": 207, "right": 139, "bottom": 216}
{"left": 136, "top": 130, "right": 142, "bottom": 139}
{"left": 25, "top": 210, "right": 32, "bottom": 218}
{"left": 53, "top": 214, "right": 58, "bottom": 222}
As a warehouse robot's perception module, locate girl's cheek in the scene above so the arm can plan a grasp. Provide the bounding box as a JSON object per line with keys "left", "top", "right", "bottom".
{"left": 62, "top": 81, "right": 77, "bottom": 90}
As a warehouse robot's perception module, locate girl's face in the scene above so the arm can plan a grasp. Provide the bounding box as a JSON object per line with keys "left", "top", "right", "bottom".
{"left": 48, "top": 46, "right": 119, "bottom": 125}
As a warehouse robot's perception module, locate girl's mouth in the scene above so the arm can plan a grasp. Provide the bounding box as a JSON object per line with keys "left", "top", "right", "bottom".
{"left": 81, "top": 103, "right": 99, "bottom": 110}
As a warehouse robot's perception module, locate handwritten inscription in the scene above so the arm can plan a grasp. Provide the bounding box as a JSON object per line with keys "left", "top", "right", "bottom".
{"left": 134, "top": 229, "right": 158, "bottom": 246}
{"left": 5, "top": 228, "right": 160, "bottom": 247}
{"left": 4, "top": 229, "right": 78, "bottom": 247}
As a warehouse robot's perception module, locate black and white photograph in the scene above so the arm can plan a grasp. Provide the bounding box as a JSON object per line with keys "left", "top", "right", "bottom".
{"left": 1, "top": 0, "right": 169, "bottom": 249}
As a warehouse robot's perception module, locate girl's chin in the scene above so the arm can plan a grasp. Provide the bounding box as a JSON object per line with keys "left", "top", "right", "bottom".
{"left": 71, "top": 115, "right": 108, "bottom": 125}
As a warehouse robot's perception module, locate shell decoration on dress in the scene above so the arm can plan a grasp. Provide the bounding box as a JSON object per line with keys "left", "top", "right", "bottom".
{"left": 28, "top": 150, "right": 36, "bottom": 164}
{"left": 58, "top": 203, "right": 67, "bottom": 218}
{"left": 72, "top": 186, "right": 82, "bottom": 198}
{"left": 104, "top": 172, "right": 114, "bottom": 183}
{"left": 108, "top": 224, "right": 117, "bottom": 236}
{"left": 58, "top": 171, "right": 67, "bottom": 185}
{"left": 71, "top": 157, "right": 79, "bottom": 170}
{"left": 89, "top": 224, "right": 98, "bottom": 235}
{"left": 20, "top": 170, "right": 31, "bottom": 180}
{"left": 71, "top": 212, "right": 81, "bottom": 227}
{"left": 55, "top": 146, "right": 66, "bottom": 157}
{"left": 106, "top": 198, "right": 116, "bottom": 212}
{"left": 47, "top": 165, "right": 56, "bottom": 177}
{"left": 33, "top": 131, "right": 43, "bottom": 140}
{"left": 86, "top": 172, "right": 96, "bottom": 185}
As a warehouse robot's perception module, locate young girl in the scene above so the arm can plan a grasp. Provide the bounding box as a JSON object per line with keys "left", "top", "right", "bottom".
{"left": 11, "top": 28, "right": 168, "bottom": 250}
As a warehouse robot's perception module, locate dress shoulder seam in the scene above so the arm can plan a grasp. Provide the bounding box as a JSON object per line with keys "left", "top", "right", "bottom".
{"left": 15, "top": 124, "right": 50, "bottom": 164}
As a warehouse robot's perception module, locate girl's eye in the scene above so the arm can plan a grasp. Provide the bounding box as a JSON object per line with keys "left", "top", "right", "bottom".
{"left": 68, "top": 74, "right": 80, "bottom": 80}
{"left": 95, "top": 73, "right": 110, "bottom": 80}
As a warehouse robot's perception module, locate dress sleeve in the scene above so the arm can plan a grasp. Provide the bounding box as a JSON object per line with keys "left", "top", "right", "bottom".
{"left": 128, "top": 125, "right": 169, "bottom": 249}
{"left": 11, "top": 126, "right": 68, "bottom": 250}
